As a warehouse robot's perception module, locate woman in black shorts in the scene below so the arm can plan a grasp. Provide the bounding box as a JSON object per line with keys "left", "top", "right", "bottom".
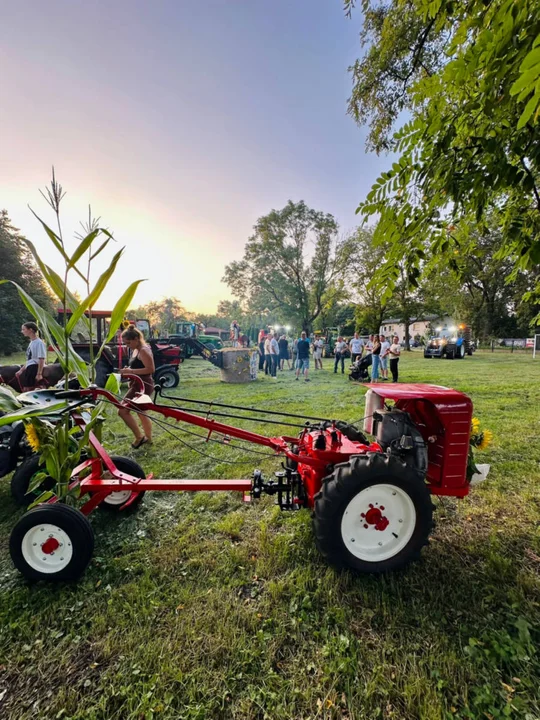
{"left": 119, "top": 327, "right": 155, "bottom": 448}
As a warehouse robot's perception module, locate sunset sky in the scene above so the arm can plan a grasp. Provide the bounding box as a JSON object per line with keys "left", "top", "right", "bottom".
{"left": 1, "top": 0, "right": 390, "bottom": 314}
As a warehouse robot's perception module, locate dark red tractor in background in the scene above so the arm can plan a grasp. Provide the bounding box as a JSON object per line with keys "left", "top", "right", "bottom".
{"left": 58, "top": 310, "right": 183, "bottom": 388}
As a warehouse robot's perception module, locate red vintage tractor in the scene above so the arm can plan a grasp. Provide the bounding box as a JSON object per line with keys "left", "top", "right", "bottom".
{"left": 9, "top": 380, "right": 477, "bottom": 582}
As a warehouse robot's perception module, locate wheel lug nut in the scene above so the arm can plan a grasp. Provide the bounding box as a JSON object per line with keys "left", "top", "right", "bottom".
{"left": 380, "top": 506, "right": 385, "bottom": 511}
{"left": 360, "top": 513, "right": 365, "bottom": 518}
{"left": 369, "top": 503, "right": 373, "bottom": 508}
{"left": 399, "top": 519, "right": 403, "bottom": 523}
{"left": 378, "top": 542, "right": 382, "bottom": 546}
{"left": 363, "top": 524, "right": 368, "bottom": 529}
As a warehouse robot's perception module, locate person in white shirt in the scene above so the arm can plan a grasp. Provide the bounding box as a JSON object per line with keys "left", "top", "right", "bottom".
{"left": 313, "top": 337, "right": 324, "bottom": 370}
{"left": 388, "top": 335, "right": 401, "bottom": 382}
{"left": 269, "top": 333, "right": 280, "bottom": 378}
{"left": 334, "top": 336, "right": 348, "bottom": 374}
{"left": 264, "top": 334, "right": 272, "bottom": 375}
{"left": 20, "top": 321, "right": 47, "bottom": 387}
{"left": 380, "top": 335, "right": 391, "bottom": 381}
{"left": 349, "top": 332, "right": 364, "bottom": 363}
{"left": 365, "top": 334, "right": 374, "bottom": 353}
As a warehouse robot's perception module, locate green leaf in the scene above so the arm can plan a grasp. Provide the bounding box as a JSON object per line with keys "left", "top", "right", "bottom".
{"left": 520, "top": 47, "right": 540, "bottom": 71}
{"left": 89, "top": 236, "right": 113, "bottom": 261}
{"left": 104, "top": 373, "right": 121, "bottom": 394}
{"left": 28, "top": 490, "right": 55, "bottom": 509}
{"left": 28, "top": 209, "right": 87, "bottom": 284}
{"left": 0, "top": 386, "right": 22, "bottom": 413}
{"left": 0, "top": 402, "right": 67, "bottom": 428}
{"left": 105, "top": 280, "right": 146, "bottom": 345}
{"left": 517, "top": 93, "right": 540, "bottom": 129}
{"left": 67, "top": 228, "right": 100, "bottom": 269}
{"left": 28, "top": 472, "right": 50, "bottom": 494}
{"left": 66, "top": 248, "right": 124, "bottom": 333}
{"left": 510, "top": 66, "right": 540, "bottom": 96}
{"left": 0, "top": 280, "right": 89, "bottom": 386}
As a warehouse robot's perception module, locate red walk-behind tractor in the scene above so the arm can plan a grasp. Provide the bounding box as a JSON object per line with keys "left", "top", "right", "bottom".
{"left": 9, "top": 379, "right": 474, "bottom": 582}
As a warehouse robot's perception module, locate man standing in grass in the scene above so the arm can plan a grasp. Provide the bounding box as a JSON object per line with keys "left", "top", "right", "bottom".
{"left": 269, "top": 332, "right": 279, "bottom": 379}
{"left": 349, "top": 332, "right": 364, "bottom": 363}
{"left": 295, "top": 331, "right": 311, "bottom": 382}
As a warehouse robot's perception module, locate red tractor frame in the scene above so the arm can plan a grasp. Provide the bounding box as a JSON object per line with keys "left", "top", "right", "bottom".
{"left": 9, "top": 378, "right": 474, "bottom": 582}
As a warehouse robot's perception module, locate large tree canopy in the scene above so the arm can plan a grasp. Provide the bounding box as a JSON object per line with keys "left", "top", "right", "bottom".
{"left": 0, "top": 210, "right": 53, "bottom": 355}
{"left": 223, "top": 201, "right": 349, "bottom": 332}
{"left": 347, "top": 0, "right": 540, "bottom": 311}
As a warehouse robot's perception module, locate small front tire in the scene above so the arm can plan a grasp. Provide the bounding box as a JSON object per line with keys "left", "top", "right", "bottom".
{"left": 10, "top": 504, "right": 94, "bottom": 582}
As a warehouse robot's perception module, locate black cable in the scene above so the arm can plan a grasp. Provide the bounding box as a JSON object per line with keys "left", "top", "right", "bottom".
{"left": 156, "top": 390, "right": 332, "bottom": 424}
{"left": 154, "top": 402, "right": 308, "bottom": 429}
{"left": 101, "top": 397, "right": 279, "bottom": 465}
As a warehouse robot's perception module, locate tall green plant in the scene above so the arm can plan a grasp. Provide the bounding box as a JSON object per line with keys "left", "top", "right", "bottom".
{"left": 0, "top": 170, "right": 145, "bottom": 501}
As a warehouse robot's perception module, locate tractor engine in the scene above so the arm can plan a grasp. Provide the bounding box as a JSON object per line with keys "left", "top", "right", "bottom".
{"left": 371, "top": 408, "right": 428, "bottom": 475}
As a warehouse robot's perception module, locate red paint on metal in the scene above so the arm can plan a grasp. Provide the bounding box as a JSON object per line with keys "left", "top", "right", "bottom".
{"left": 82, "top": 478, "right": 253, "bottom": 492}
{"left": 41, "top": 537, "right": 60, "bottom": 554}
{"left": 365, "top": 383, "right": 473, "bottom": 494}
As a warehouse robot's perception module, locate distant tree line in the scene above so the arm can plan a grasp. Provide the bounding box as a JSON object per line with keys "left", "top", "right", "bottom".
{"left": 0, "top": 210, "right": 53, "bottom": 356}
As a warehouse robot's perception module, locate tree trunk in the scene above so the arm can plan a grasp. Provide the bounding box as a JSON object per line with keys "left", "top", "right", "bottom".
{"left": 403, "top": 314, "right": 411, "bottom": 350}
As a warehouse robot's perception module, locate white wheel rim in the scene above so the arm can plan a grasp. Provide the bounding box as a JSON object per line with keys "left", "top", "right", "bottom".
{"left": 21, "top": 523, "right": 73, "bottom": 574}
{"left": 103, "top": 490, "right": 132, "bottom": 505}
{"left": 341, "top": 484, "right": 416, "bottom": 562}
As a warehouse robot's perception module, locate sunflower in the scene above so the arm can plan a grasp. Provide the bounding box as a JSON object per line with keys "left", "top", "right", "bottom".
{"left": 478, "top": 429, "right": 493, "bottom": 451}
{"left": 25, "top": 423, "right": 40, "bottom": 452}
{"left": 471, "top": 417, "right": 480, "bottom": 435}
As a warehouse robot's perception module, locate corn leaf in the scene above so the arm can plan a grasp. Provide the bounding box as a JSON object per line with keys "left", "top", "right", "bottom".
{"left": 95, "top": 279, "right": 145, "bottom": 362}
{"left": 68, "top": 228, "right": 104, "bottom": 269}
{"left": 28, "top": 208, "right": 87, "bottom": 284}
{"left": 66, "top": 248, "right": 124, "bottom": 333}
{"left": 0, "top": 280, "right": 89, "bottom": 386}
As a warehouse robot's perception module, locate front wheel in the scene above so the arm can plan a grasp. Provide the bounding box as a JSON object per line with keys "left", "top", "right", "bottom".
{"left": 10, "top": 504, "right": 94, "bottom": 582}
{"left": 313, "top": 453, "right": 434, "bottom": 573}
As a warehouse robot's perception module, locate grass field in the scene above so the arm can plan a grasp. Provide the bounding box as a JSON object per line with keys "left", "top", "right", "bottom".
{"left": 0, "top": 351, "right": 539, "bottom": 720}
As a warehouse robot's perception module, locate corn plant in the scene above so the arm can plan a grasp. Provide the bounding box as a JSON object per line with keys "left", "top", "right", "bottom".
{"left": 0, "top": 169, "right": 144, "bottom": 500}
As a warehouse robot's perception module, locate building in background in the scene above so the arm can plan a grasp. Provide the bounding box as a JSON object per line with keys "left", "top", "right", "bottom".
{"left": 379, "top": 315, "right": 454, "bottom": 342}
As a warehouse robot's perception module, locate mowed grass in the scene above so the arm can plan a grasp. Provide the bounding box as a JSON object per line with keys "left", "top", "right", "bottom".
{"left": 0, "top": 351, "right": 539, "bottom": 720}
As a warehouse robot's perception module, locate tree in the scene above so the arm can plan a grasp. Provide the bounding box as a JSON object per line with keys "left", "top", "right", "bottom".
{"left": 347, "top": 227, "right": 389, "bottom": 333}
{"left": 449, "top": 218, "right": 540, "bottom": 338}
{"left": 347, "top": 0, "right": 540, "bottom": 310}
{"left": 346, "top": 0, "right": 448, "bottom": 153}
{"left": 223, "top": 201, "right": 349, "bottom": 333}
{"left": 0, "top": 210, "right": 53, "bottom": 355}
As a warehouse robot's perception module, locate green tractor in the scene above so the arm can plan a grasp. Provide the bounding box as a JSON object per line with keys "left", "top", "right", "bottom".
{"left": 169, "top": 321, "right": 224, "bottom": 358}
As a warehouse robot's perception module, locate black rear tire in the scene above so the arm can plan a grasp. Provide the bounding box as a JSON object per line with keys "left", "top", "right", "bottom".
{"left": 11, "top": 454, "right": 55, "bottom": 506}
{"left": 313, "top": 453, "right": 433, "bottom": 574}
{"left": 94, "top": 456, "right": 146, "bottom": 511}
{"left": 10, "top": 504, "right": 94, "bottom": 582}
{"left": 156, "top": 369, "right": 179, "bottom": 388}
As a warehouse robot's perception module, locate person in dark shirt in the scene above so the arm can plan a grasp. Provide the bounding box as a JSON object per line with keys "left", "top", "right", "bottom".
{"left": 295, "top": 331, "right": 311, "bottom": 382}
{"left": 278, "top": 335, "right": 290, "bottom": 370}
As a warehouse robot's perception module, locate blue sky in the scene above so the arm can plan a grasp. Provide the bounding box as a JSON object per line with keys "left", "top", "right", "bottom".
{"left": 0, "top": 0, "right": 390, "bottom": 312}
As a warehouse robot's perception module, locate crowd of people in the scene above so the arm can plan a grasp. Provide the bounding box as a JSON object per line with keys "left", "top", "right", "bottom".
{"left": 256, "top": 329, "right": 402, "bottom": 383}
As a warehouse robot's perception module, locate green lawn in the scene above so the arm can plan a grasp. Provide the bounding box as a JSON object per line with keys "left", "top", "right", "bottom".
{"left": 0, "top": 351, "right": 539, "bottom": 720}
